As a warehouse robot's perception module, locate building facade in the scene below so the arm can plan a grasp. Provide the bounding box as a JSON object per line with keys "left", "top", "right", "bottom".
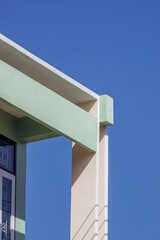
{"left": 0, "top": 34, "right": 113, "bottom": 240}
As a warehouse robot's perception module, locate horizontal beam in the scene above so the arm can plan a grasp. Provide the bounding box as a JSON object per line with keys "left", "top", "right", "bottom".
{"left": 0, "top": 61, "right": 97, "bottom": 151}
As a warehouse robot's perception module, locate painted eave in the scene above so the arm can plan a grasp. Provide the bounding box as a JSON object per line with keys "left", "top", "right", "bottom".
{"left": 0, "top": 34, "right": 99, "bottom": 104}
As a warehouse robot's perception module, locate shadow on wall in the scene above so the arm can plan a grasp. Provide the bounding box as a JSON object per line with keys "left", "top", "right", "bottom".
{"left": 72, "top": 143, "right": 95, "bottom": 186}
{"left": 72, "top": 204, "right": 98, "bottom": 240}
{"left": 15, "top": 231, "right": 25, "bottom": 240}
{"left": 78, "top": 100, "right": 97, "bottom": 114}
{"left": 71, "top": 203, "right": 109, "bottom": 240}
{"left": 71, "top": 142, "right": 97, "bottom": 239}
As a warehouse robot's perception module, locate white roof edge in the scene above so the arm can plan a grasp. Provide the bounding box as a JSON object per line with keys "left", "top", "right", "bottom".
{"left": 0, "top": 33, "right": 99, "bottom": 100}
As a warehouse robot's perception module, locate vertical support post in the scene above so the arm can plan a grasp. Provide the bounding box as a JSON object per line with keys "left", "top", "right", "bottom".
{"left": 70, "top": 100, "right": 110, "bottom": 240}
{"left": 70, "top": 100, "right": 100, "bottom": 240}
{"left": 71, "top": 144, "right": 97, "bottom": 239}
{"left": 98, "top": 126, "right": 108, "bottom": 239}
{"left": 15, "top": 143, "right": 26, "bottom": 240}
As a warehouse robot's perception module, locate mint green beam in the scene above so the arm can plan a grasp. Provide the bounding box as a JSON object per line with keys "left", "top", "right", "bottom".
{"left": 0, "top": 61, "right": 97, "bottom": 152}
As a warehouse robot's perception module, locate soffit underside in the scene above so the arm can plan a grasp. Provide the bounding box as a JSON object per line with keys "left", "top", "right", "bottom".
{"left": 0, "top": 102, "right": 60, "bottom": 143}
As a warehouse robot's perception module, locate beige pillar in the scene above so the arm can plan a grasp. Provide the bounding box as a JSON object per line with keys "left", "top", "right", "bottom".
{"left": 98, "top": 126, "right": 108, "bottom": 240}
{"left": 71, "top": 144, "right": 98, "bottom": 239}
{"left": 70, "top": 101, "right": 109, "bottom": 240}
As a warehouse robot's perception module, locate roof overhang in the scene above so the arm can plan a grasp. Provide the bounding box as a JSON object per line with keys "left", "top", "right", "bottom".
{"left": 0, "top": 34, "right": 113, "bottom": 152}
{"left": 0, "top": 34, "right": 98, "bottom": 105}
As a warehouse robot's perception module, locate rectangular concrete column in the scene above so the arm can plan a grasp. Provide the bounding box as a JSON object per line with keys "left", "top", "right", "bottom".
{"left": 98, "top": 126, "right": 108, "bottom": 240}
{"left": 70, "top": 100, "right": 110, "bottom": 240}
{"left": 71, "top": 144, "right": 98, "bottom": 239}
{"left": 70, "top": 101, "right": 99, "bottom": 240}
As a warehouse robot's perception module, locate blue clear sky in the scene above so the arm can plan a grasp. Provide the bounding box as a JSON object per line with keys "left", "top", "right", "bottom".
{"left": 1, "top": 1, "right": 160, "bottom": 239}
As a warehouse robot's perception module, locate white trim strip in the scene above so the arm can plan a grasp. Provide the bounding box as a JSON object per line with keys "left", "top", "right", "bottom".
{"left": 95, "top": 97, "right": 100, "bottom": 240}
{"left": 105, "top": 126, "right": 109, "bottom": 240}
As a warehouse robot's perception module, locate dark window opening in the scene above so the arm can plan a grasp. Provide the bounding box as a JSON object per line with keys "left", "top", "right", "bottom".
{"left": 0, "top": 135, "right": 16, "bottom": 174}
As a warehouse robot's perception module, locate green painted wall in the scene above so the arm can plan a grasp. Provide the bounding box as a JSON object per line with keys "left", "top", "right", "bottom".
{"left": 0, "top": 60, "right": 97, "bottom": 152}
{"left": 0, "top": 110, "right": 26, "bottom": 240}
{"left": 0, "top": 109, "right": 18, "bottom": 141}
{"left": 15, "top": 143, "right": 26, "bottom": 240}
